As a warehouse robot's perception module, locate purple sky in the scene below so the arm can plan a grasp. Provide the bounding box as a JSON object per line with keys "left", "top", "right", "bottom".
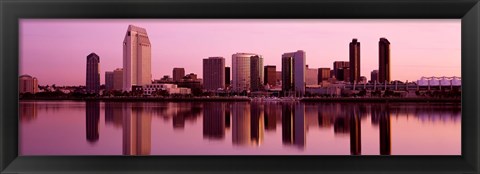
{"left": 20, "top": 19, "right": 460, "bottom": 86}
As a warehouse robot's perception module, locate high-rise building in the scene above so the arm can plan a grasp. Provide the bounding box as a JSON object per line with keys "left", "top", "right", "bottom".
{"left": 232, "top": 53, "right": 261, "bottom": 92}
{"left": 264, "top": 65, "right": 276, "bottom": 86}
{"left": 282, "top": 57, "right": 294, "bottom": 92}
{"left": 333, "top": 61, "right": 349, "bottom": 80}
{"left": 282, "top": 50, "right": 306, "bottom": 96}
{"left": 343, "top": 67, "right": 351, "bottom": 82}
{"left": 275, "top": 71, "right": 282, "bottom": 85}
{"left": 305, "top": 65, "right": 318, "bottom": 86}
{"left": 86, "top": 53, "right": 100, "bottom": 94}
{"left": 379, "top": 37, "right": 391, "bottom": 83}
{"left": 225, "top": 67, "right": 231, "bottom": 86}
{"left": 371, "top": 70, "right": 379, "bottom": 83}
{"left": 172, "top": 68, "right": 185, "bottom": 82}
{"left": 203, "top": 57, "right": 225, "bottom": 91}
{"left": 105, "top": 71, "right": 114, "bottom": 91}
{"left": 19, "top": 75, "right": 38, "bottom": 94}
{"left": 113, "top": 68, "right": 123, "bottom": 91}
{"left": 350, "top": 39, "right": 361, "bottom": 83}
{"left": 123, "top": 25, "right": 152, "bottom": 91}
{"left": 318, "top": 68, "right": 331, "bottom": 83}
{"left": 250, "top": 55, "right": 264, "bottom": 92}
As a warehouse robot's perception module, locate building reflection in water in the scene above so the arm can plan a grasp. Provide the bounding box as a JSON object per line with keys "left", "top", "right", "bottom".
{"left": 282, "top": 103, "right": 306, "bottom": 149}
{"left": 86, "top": 101, "right": 100, "bottom": 143}
{"left": 162, "top": 103, "right": 202, "bottom": 129}
{"left": 349, "top": 106, "right": 361, "bottom": 155}
{"left": 203, "top": 102, "right": 226, "bottom": 140}
{"left": 250, "top": 103, "right": 264, "bottom": 145}
{"left": 105, "top": 102, "right": 123, "bottom": 128}
{"left": 232, "top": 102, "right": 251, "bottom": 146}
{"left": 20, "top": 102, "right": 38, "bottom": 122}
{"left": 264, "top": 103, "right": 277, "bottom": 131}
{"left": 379, "top": 106, "right": 391, "bottom": 155}
{"left": 225, "top": 104, "right": 231, "bottom": 129}
{"left": 122, "top": 103, "right": 152, "bottom": 155}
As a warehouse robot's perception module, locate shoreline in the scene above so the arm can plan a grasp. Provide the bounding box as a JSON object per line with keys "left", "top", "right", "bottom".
{"left": 301, "top": 97, "right": 461, "bottom": 103}
{"left": 19, "top": 97, "right": 461, "bottom": 103}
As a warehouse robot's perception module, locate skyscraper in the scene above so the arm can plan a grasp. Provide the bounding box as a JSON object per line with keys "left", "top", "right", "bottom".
{"left": 225, "top": 67, "right": 231, "bottom": 86}
{"left": 105, "top": 71, "right": 114, "bottom": 91}
{"left": 379, "top": 37, "right": 391, "bottom": 83}
{"left": 113, "top": 68, "right": 123, "bottom": 91}
{"left": 282, "top": 56, "right": 294, "bottom": 92}
{"left": 305, "top": 65, "right": 318, "bottom": 86}
{"left": 86, "top": 53, "right": 100, "bottom": 94}
{"left": 264, "top": 65, "right": 276, "bottom": 86}
{"left": 318, "top": 68, "right": 331, "bottom": 83}
{"left": 232, "top": 53, "right": 261, "bottom": 92}
{"left": 203, "top": 57, "right": 225, "bottom": 91}
{"left": 172, "top": 68, "right": 185, "bottom": 82}
{"left": 282, "top": 50, "right": 306, "bottom": 96}
{"left": 333, "top": 61, "right": 349, "bottom": 80}
{"left": 250, "top": 55, "right": 264, "bottom": 92}
{"left": 123, "top": 25, "right": 152, "bottom": 91}
{"left": 371, "top": 70, "right": 379, "bottom": 83}
{"left": 19, "top": 75, "right": 38, "bottom": 94}
{"left": 350, "top": 39, "right": 361, "bottom": 83}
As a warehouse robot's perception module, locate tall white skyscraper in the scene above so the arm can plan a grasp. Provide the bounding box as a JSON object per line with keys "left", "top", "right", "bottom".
{"left": 123, "top": 25, "right": 152, "bottom": 91}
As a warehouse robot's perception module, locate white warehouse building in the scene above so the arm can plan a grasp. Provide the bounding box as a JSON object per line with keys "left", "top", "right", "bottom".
{"left": 417, "top": 76, "right": 461, "bottom": 87}
{"left": 143, "top": 84, "right": 191, "bottom": 96}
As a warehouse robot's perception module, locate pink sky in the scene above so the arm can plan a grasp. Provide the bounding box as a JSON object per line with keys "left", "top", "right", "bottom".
{"left": 20, "top": 19, "right": 460, "bottom": 86}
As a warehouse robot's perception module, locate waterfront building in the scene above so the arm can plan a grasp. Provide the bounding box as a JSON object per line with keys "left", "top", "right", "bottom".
{"left": 370, "top": 70, "right": 379, "bottom": 83}
{"left": 123, "top": 25, "right": 152, "bottom": 91}
{"left": 350, "top": 39, "right": 361, "bottom": 83}
{"left": 318, "top": 68, "right": 331, "bottom": 83}
{"left": 250, "top": 55, "right": 264, "bottom": 92}
{"left": 19, "top": 74, "right": 38, "bottom": 94}
{"left": 305, "top": 65, "right": 318, "bottom": 86}
{"left": 333, "top": 61, "right": 349, "bottom": 80}
{"left": 113, "top": 68, "right": 123, "bottom": 91}
{"left": 225, "top": 67, "right": 231, "bottom": 86}
{"left": 86, "top": 53, "right": 100, "bottom": 94}
{"left": 379, "top": 37, "right": 391, "bottom": 83}
{"left": 232, "top": 53, "right": 262, "bottom": 92}
{"left": 172, "top": 68, "right": 185, "bottom": 82}
{"left": 282, "top": 50, "right": 306, "bottom": 96}
{"left": 143, "top": 83, "right": 191, "bottom": 96}
{"left": 264, "top": 65, "right": 276, "bottom": 86}
{"left": 105, "top": 71, "right": 114, "bottom": 91}
{"left": 275, "top": 71, "right": 282, "bottom": 85}
{"left": 203, "top": 57, "right": 225, "bottom": 91}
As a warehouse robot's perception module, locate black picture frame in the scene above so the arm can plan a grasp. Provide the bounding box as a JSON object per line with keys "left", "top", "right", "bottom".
{"left": 1, "top": 0, "right": 479, "bottom": 173}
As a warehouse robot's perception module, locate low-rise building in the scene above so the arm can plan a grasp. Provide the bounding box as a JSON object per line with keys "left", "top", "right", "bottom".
{"left": 143, "top": 84, "right": 191, "bottom": 96}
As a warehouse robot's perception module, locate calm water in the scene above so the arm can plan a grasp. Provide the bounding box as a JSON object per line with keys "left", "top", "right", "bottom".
{"left": 19, "top": 101, "right": 461, "bottom": 155}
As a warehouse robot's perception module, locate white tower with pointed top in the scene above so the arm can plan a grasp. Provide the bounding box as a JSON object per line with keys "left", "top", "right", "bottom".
{"left": 123, "top": 25, "right": 152, "bottom": 91}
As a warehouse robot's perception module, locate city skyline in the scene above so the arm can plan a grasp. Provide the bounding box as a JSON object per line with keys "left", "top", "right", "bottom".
{"left": 20, "top": 19, "right": 460, "bottom": 86}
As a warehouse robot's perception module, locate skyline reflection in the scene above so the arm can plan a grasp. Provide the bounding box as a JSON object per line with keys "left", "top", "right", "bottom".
{"left": 19, "top": 101, "right": 461, "bottom": 155}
